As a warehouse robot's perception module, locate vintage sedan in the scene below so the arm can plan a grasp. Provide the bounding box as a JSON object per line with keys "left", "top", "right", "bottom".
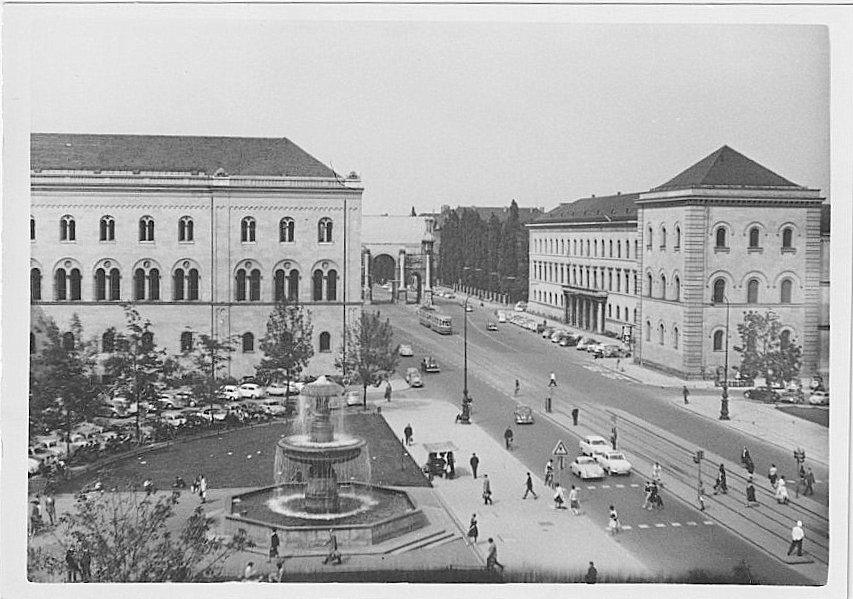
{"left": 405, "top": 367, "right": 424, "bottom": 388}
{"left": 579, "top": 434, "right": 610, "bottom": 457}
{"left": 399, "top": 344, "right": 414, "bottom": 357}
{"left": 513, "top": 405, "right": 534, "bottom": 425}
{"left": 238, "top": 383, "right": 265, "bottom": 399}
{"left": 808, "top": 390, "right": 829, "bottom": 405}
{"left": 487, "top": 321, "right": 498, "bottom": 331}
{"left": 595, "top": 450, "right": 633, "bottom": 475}
{"left": 570, "top": 456, "right": 607, "bottom": 480}
{"left": 421, "top": 356, "right": 440, "bottom": 373}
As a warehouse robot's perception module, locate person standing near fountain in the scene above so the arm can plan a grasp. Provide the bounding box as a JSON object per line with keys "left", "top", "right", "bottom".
{"left": 322, "top": 529, "right": 342, "bottom": 565}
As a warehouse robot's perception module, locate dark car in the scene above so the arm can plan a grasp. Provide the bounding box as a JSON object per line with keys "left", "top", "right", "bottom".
{"left": 420, "top": 357, "right": 440, "bottom": 373}
{"left": 743, "top": 387, "right": 780, "bottom": 402}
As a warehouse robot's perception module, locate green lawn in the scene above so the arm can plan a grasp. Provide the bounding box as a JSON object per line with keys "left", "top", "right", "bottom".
{"left": 55, "top": 413, "right": 430, "bottom": 492}
{"left": 775, "top": 405, "right": 829, "bottom": 427}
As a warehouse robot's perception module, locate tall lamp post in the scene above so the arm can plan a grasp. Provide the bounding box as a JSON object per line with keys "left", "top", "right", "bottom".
{"left": 461, "top": 267, "right": 472, "bottom": 405}
{"left": 720, "top": 296, "right": 731, "bottom": 421}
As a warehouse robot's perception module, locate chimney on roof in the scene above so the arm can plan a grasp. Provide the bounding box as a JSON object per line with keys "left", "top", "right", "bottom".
{"left": 591, "top": 194, "right": 596, "bottom": 198}
{"left": 617, "top": 191, "right": 621, "bottom": 195}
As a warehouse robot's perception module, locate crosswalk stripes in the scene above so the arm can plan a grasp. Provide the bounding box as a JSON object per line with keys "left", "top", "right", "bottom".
{"left": 629, "top": 483, "right": 640, "bottom": 487}
{"left": 637, "top": 524, "right": 650, "bottom": 529}
{"left": 670, "top": 522, "right": 681, "bottom": 527}
{"left": 686, "top": 521, "right": 698, "bottom": 526}
{"left": 602, "top": 521, "right": 715, "bottom": 532}
{"left": 615, "top": 484, "right": 625, "bottom": 488}
{"left": 654, "top": 523, "right": 666, "bottom": 528}
{"left": 703, "top": 520, "right": 714, "bottom": 525}
{"left": 621, "top": 525, "right": 632, "bottom": 530}
{"left": 601, "top": 485, "right": 611, "bottom": 489}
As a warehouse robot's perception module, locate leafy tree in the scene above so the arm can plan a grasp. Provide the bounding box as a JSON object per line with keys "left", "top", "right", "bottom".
{"left": 103, "top": 306, "right": 170, "bottom": 443}
{"left": 182, "top": 333, "right": 236, "bottom": 413}
{"left": 339, "top": 310, "right": 399, "bottom": 408}
{"left": 734, "top": 310, "right": 803, "bottom": 387}
{"left": 28, "top": 487, "right": 251, "bottom": 582}
{"left": 29, "top": 314, "right": 100, "bottom": 445}
{"left": 256, "top": 299, "right": 314, "bottom": 394}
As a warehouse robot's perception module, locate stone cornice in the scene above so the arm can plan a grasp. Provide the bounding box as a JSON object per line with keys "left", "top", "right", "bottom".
{"left": 527, "top": 220, "right": 637, "bottom": 230}
{"left": 637, "top": 186, "right": 823, "bottom": 206}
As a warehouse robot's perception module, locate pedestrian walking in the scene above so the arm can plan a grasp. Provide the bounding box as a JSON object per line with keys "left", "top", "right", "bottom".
{"left": 682, "top": 385, "right": 690, "bottom": 405}
{"left": 199, "top": 474, "right": 208, "bottom": 503}
{"left": 649, "top": 481, "right": 664, "bottom": 510}
{"left": 143, "top": 478, "right": 155, "bottom": 496}
{"left": 615, "top": 357, "right": 621, "bottom": 371}
{"left": 571, "top": 407, "right": 579, "bottom": 426}
{"left": 467, "top": 514, "right": 479, "bottom": 545}
{"left": 786, "top": 521, "right": 805, "bottom": 557}
{"left": 548, "top": 372, "right": 557, "bottom": 388}
{"left": 522, "top": 472, "right": 538, "bottom": 499}
{"left": 65, "top": 547, "right": 79, "bottom": 582}
{"left": 804, "top": 467, "right": 816, "bottom": 496}
{"left": 544, "top": 458, "right": 555, "bottom": 489}
{"left": 768, "top": 463, "right": 778, "bottom": 488}
{"left": 269, "top": 528, "right": 280, "bottom": 561}
{"left": 482, "top": 474, "right": 493, "bottom": 505}
{"left": 322, "top": 529, "right": 342, "bottom": 565}
{"left": 713, "top": 464, "right": 728, "bottom": 495}
{"left": 608, "top": 505, "right": 622, "bottom": 534}
{"left": 568, "top": 485, "right": 580, "bottom": 515}
{"left": 30, "top": 499, "right": 43, "bottom": 536}
{"left": 775, "top": 476, "right": 790, "bottom": 505}
{"left": 795, "top": 464, "right": 806, "bottom": 498}
{"left": 745, "top": 478, "right": 759, "bottom": 507}
{"left": 585, "top": 561, "right": 598, "bottom": 584}
{"left": 697, "top": 481, "right": 706, "bottom": 511}
{"left": 44, "top": 493, "right": 56, "bottom": 527}
{"left": 191, "top": 475, "right": 200, "bottom": 495}
{"left": 469, "top": 453, "right": 480, "bottom": 478}
{"left": 485, "top": 538, "right": 505, "bottom": 572}
{"left": 403, "top": 423, "right": 413, "bottom": 446}
{"left": 553, "top": 483, "right": 567, "bottom": 509}
{"left": 504, "top": 426, "right": 514, "bottom": 450}
{"left": 652, "top": 462, "right": 662, "bottom": 487}
{"left": 642, "top": 480, "right": 653, "bottom": 510}
{"left": 514, "top": 379, "right": 520, "bottom": 396}
{"left": 741, "top": 447, "right": 755, "bottom": 474}
{"left": 384, "top": 381, "right": 392, "bottom": 402}
{"left": 78, "top": 546, "right": 92, "bottom": 582}
{"left": 446, "top": 451, "right": 456, "bottom": 478}
{"left": 610, "top": 427, "right": 618, "bottom": 450}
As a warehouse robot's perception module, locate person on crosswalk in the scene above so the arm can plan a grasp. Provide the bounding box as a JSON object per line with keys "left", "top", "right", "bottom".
{"left": 745, "top": 477, "right": 760, "bottom": 507}
{"left": 608, "top": 505, "right": 622, "bottom": 534}
{"left": 553, "top": 483, "right": 567, "bottom": 509}
{"left": 544, "top": 459, "right": 555, "bottom": 489}
{"left": 522, "top": 472, "right": 538, "bottom": 500}
{"left": 568, "top": 485, "right": 580, "bottom": 515}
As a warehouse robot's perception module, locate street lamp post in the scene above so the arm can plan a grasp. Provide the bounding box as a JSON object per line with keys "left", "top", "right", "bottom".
{"left": 720, "top": 297, "right": 731, "bottom": 420}
{"left": 463, "top": 294, "right": 470, "bottom": 403}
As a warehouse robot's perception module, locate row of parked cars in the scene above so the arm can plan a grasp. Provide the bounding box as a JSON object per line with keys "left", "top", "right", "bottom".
{"left": 570, "top": 434, "right": 634, "bottom": 479}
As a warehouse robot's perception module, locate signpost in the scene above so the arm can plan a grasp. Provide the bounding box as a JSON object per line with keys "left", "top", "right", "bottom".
{"left": 553, "top": 439, "right": 569, "bottom": 470}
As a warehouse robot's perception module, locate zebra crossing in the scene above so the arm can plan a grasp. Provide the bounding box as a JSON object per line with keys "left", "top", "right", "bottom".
{"left": 612, "top": 520, "right": 714, "bottom": 532}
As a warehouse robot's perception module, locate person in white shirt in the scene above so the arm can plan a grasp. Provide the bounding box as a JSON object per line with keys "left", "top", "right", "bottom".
{"left": 568, "top": 485, "right": 580, "bottom": 515}
{"left": 787, "top": 521, "right": 804, "bottom": 556}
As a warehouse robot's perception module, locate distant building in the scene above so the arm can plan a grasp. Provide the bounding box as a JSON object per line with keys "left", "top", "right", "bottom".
{"left": 528, "top": 146, "right": 827, "bottom": 381}
{"left": 30, "top": 133, "right": 363, "bottom": 378}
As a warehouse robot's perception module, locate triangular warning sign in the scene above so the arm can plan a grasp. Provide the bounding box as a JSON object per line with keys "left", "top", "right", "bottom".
{"left": 552, "top": 440, "right": 569, "bottom": 456}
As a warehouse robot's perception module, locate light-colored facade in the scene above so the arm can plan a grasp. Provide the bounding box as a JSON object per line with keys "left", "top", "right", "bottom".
{"left": 528, "top": 146, "right": 827, "bottom": 381}
{"left": 30, "top": 133, "right": 363, "bottom": 378}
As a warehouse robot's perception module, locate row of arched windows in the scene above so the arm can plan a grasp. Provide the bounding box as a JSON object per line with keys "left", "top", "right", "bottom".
{"left": 710, "top": 277, "right": 794, "bottom": 305}
{"left": 645, "top": 320, "right": 681, "bottom": 349}
{"left": 34, "top": 215, "right": 335, "bottom": 244}
{"left": 643, "top": 222, "right": 797, "bottom": 253}
{"left": 534, "top": 236, "right": 639, "bottom": 260}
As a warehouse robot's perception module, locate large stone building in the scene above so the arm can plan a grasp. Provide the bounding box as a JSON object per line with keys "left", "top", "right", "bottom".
{"left": 30, "top": 133, "right": 363, "bottom": 378}
{"left": 528, "top": 146, "right": 828, "bottom": 382}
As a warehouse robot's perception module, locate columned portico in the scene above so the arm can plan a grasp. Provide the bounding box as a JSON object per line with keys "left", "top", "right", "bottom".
{"left": 562, "top": 286, "right": 606, "bottom": 333}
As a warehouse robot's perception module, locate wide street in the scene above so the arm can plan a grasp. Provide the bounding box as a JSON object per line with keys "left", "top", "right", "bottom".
{"left": 382, "top": 295, "right": 827, "bottom": 584}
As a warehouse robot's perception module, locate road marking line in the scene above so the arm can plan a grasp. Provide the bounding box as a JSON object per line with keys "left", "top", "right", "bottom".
{"left": 615, "top": 484, "right": 625, "bottom": 488}
{"left": 587, "top": 486, "right": 596, "bottom": 490}
{"left": 637, "top": 524, "right": 650, "bottom": 529}
{"left": 601, "top": 485, "right": 611, "bottom": 489}
{"left": 629, "top": 484, "right": 640, "bottom": 488}
{"left": 670, "top": 522, "right": 681, "bottom": 527}
{"left": 703, "top": 521, "right": 714, "bottom": 525}
{"left": 621, "top": 525, "right": 632, "bottom": 530}
{"left": 654, "top": 523, "right": 666, "bottom": 528}
{"left": 686, "top": 521, "right": 698, "bottom": 526}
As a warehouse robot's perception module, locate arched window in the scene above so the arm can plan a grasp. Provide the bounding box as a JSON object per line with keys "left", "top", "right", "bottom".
{"left": 585, "top": 240, "right": 590, "bottom": 256}
{"left": 95, "top": 268, "right": 106, "bottom": 301}
{"left": 608, "top": 303, "right": 612, "bottom": 318}
{"left": 674, "top": 276, "right": 681, "bottom": 302}
{"left": 173, "top": 268, "right": 185, "bottom": 301}
{"left": 780, "top": 279, "right": 793, "bottom": 304}
{"left": 747, "top": 279, "right": 759, "bottom": 304}
{"left": 62, "top": 332, "right": 75, "bottom": 351}
{"left": 70, "top": 269, "right": 82, "bottom": 301}
{"left": 748, "top": 227, "right": 760, "bottom": 249}
{"left": 188, "top": 269, "right": 199, "bottom": 301}
{"left": 279, "top": 217, "right": 295, "bottom": 242}
{"left": 617, "top": 240, "right": 622, "bottom": 258}
{"left": 327, "top": 270, "right": 338, "bottom": 301}
{"left": 633, "top": 308, "right": 637, "bottom": 323}
{"left": 673, "top": 326, "right": 679, "bottom": 349}
{"left": 31, "top": 217, "right": 36, "bottom": 241}
{"left": 242, "top": 332, "right": 254, "bottom": 352}
{"left": 235, "top": 269, "right": 247, "bottom": 301}
{"left": 274, "top": 270, "right": 286, "bottom": 302}
{"left": 149, "top": 269, "right": 160, "bottom": 301}
{"left": 660, "top": 274, "right": 667, "bottom": 300}
{"left": 139, "top": 216, "right": 155, "bottom": 242}
{"left": 60, "top": 215, "right": 76, "bottom": 241}
{"left": 319, "top": 332, "right": 331, "bottom": 352}
{"left": 715, "top": 227, "right": 727, "bottom": 248}
{"left": 594, "top": 240, "right": 598, "bottom": 257}
{"left": 658, "top": 323, "right": 665, "bottom": 345}
{"left": 178, "top": 216, "right": 194, "bottom": 242}
{"left": 616, "top": 306, "right": 621, "bottom": 320}
{"left": 100, "top": 216, "right": 115, "bottom": 241}
{"left": 141, "top": 331, "right": 154, "bottom": 351}
{"left": 288, "top": 270, "right": 299, "bottom": 301}
{"left": 102, "top": 330, "right": 115, "bottom": 353}
{"left": 313, "top": 269, "right": 324, "bottom": 301}
{"left": 241, "top": 217, "right": 256, "bottom": 243}
{"left": 249, "top": 269, "right": 261, "bottom": 301}
{"left": 713, "top": 330, "right": 724, "bottom": 351}
{"left": 134, "top": 268, "right": 146, "bottom": 300}
{"left": 108, "top": 268, "right": 120, "bottom": 300}
{"left": 645, "top": 321, "right": 651, "bottom": 342}
{"left": 626, "top": 239, "right": 631, "bottom": 259}
{"left": 782, "top": 227, "right": 794, "bottom": 249}
{"left": 609, "top": 240, "right": 613, "bottom": 257}
{"left": 647, "top": 227, "right": 653, "bottom": 249}
{"left": 712, "top": 278, "right": 726, "bottom": 304}
{"left": 180, "top": 331, "right": 193, "bottom": 352}
{"left": 780, "top": 329, "right": 792, "bottom": 349}
{"left": 31, "top": 268, "right": 42, "bottom": 301}
{"left": 608, "top": 271, "right": 613, "bottom": 291}
{"left": 675, "top": 226, "right": 681, "bottom": 249}
{"left": 318, "top": 218, "right": 333, "bottom": 243}
{"left": 646, "top": 273, "right": 653, "bottom": 298}
{"left": 660, "top": 227, "right": 667, "bottom": 249}
{"left": 56, "top": 269, "right": 67, "bottom": 300}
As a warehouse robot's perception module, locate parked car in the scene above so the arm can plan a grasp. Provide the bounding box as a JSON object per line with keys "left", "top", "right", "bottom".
{"left": 219, "top": 386, "right": 240, "bottom": 402}
{"left": 586, "top": 342, "right": 606, "bottom": 355}
{"left": 405, "top": 367, "right": 424, "bottom": 388}
{"left": 541, "top": 327, "right": 555, "bottom": 339}
{"left": 261, "top": 399, "right": 290, "bottom": 417}
{"left": 156, "top": 394, "right": 179, "bottom": 410}
{"left": 266, "top": 382, "right": 289, "bottom": 396}
{"left": 199, "top": 407, "right": 228, "bottom": 422}
{"left": 496, "top": 311, "right": 507, "bottom": 323}
{"left": 579, "top": 434, "right": 610, "bottom": 457}
{"left": 487, "top": 321, "right": 498, "bottom": 331}
{"left": 779, "top": 389, "right": 805, "bottom": 403}
{"left": 595, "top": 450, "right": 632, "bottom": 475}
{"left": 513, "top": 405, "right": 534, "bottom": 425}
{"left": 399, "top": 344, "right": 414, "bottom": 357}
{"left": 238, "top": 383, "right": 265, "bottom": 399}
{"left": 575, "top": 337, "right": 596, "bottom": 351}
{"left": 344, "top": 390, "right": 362, "bottom": 407}
{"left": 743, "top": 387, "right": 781, "bottom": 402}
{"left": 161, "top": 411, "right": 187, "bottom": 427}
{"left": 421, "top": 356, "right": 440, "bottom": 373}
{"left": 570, "top": 456, "right": 607, "bottom": 479}
{"left": 808, "top": 390, "right": 829, "bottom": 405}
{"left": 559, "top": 334, "right": 580, "bottom": 347}
{"left": 514, "top": 301, "right": 527, "bottom": 312}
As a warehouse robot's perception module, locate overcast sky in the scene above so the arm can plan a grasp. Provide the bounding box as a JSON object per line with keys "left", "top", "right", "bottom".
{"left": 28, "top": 13, "right": 830, "bottom": 215}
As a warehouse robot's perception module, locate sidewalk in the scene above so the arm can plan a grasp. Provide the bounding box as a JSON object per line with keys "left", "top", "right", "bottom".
{"left": 379, "top": 393, "right": 650, "bottom": 579}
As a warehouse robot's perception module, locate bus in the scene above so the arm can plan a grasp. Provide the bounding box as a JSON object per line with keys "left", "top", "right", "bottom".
{"left": 418, "top": 305, "right": 453, "bottom": 335}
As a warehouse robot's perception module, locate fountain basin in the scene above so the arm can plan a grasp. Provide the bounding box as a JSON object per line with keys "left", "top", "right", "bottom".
{"left": 225, "top": 482, "right": 427, "bottom": 548}
{"left": 278, "top": 434, "right": 366, "bottom": 464}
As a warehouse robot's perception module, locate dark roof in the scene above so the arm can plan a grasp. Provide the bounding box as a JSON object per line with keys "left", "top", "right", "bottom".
{"left": 653, "top": 146, "right": 799, "bottom": 191}
{"left": 531, "top": 192, "right": 639, "bottom": 225}
{"left": 31, "top": 133, "right": 338, "bottom": 178}
{"left": 821, "top": 204, "right": 830, "bottom": 234}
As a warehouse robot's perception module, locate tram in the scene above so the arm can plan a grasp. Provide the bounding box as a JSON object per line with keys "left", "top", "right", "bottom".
{"left": 418, "top": 305, "right": 453, "bottom": 335}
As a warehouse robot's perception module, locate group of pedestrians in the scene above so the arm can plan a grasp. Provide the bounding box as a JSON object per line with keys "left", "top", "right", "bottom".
{"left": 29, "top": 492, "right": 57, "bottom": 536}
{"left": 190, "top": 473, "right": 208, "bottom": 503}
{"left": 64, "top": 544, "right": 93, "bottom": 582}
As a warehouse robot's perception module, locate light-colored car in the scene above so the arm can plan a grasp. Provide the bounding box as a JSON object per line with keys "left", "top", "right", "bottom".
{"left": 199, "top": 407, "right": 228, "bottom": 422}
{"left": 261, "top": 399, "right": 290, "bottom": 417}
{"left": 808, "top": 390, "right": 829, "bottom": 405}
{"left": 405, "top": 367, "right": 424, "bottom": 388}
{"left": 595, "top": 450, "right": 632, "bottom": 475}
{"left": 420, "top": 356, "right": 440, "bottom": 373}
{"left": 399, "top": 344, "right": 414, "bottom": 357}
{"left": 496, "top": 311, "right": 507, "bottom": 323}
{"left": 266, "top": 382, "right": 288, "bottom": 396}
{"left": 487, "top": 321, "right": 498, "bottom": 331}
{"left": 238, "top": 383, "right": 265, "bottom": 399}
{"left": 344, "top": 390, "right": 362, "bottom": 407}
{"left": 514, "top": 301, "right": 527, "bottom": 312}
{"left": 542, "top": 327, "right": 555, "bottom": 339}
{"left": 575, "top": 337, "right": 596, "bottom": 351}
{"left": 579, "top": 434, "right": 610, "bottom": 457}
{"left": 219, "top": 385, "right": 240, "bottom": 401}
{"left": 465, "top": 304, "right": 474, "bottom": 313}
{"left": 161, "top": 411, "right": 187, "bottom": 427}
{"left": 570, "top": 456, "right": 607, "bottom": 480}
{"left": 513, "top": 405, "right": 534, "bottom": 425}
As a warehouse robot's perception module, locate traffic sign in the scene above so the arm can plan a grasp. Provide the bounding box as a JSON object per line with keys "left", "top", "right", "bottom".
{"left": 552, "top": 440, "right": 569, "bottom": 456}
